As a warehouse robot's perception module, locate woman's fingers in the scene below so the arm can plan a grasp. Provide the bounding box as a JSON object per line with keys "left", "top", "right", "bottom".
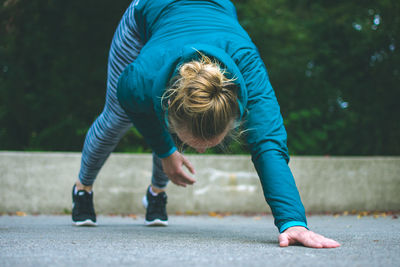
{"left": 174, "top": 155, "right": 196, "bottom": 185}
{"left": 304, "top": 233, "right": 324, "bottom": 248}
{"left": 298, "top": 232, "right": 339, "bottom": 248}
{"left": 161, "top": 151, "right": 196, "bottom": 187}
{"left": 174, "top": 179, "right": 187, "bottom": 187}
{"left": 168, "top": 170, "right": 189, "bottom": 187}
{"left": 278, "top": 233, "right": 289, "bottom": 247}
{"left": 170, "top": 168, "right": 196, "bottom": 187}
{"left": 320, "top": 237, "right": 341, "bottom": 248}
{"left": 182, "top": 155, "right": 196, "bottom": 175}
{"left": 309, "top": 233, "right": 341, "bottom": 248}
{"left": 176, "top": 168, "right": 196, "bottom": 185}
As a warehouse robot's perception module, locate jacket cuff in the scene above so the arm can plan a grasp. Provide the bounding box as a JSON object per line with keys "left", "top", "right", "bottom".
{"left": 279, "top": 221, "right": 309, "bottom": 233}
{"left": 156, "top": 146, "right": 177, "bottom": 158}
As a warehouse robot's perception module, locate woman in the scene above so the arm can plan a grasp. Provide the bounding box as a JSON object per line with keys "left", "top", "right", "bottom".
{"left": 72, "top": 0, "right": 340, "bottom": 248}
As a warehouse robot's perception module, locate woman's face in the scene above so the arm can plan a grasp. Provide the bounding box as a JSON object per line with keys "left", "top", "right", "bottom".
{"left": 175, "top": 128, "right": 229, "bottom": 153}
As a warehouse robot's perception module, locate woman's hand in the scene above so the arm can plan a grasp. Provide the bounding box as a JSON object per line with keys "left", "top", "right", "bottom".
{"left": 279, "top": 226, "right": 341, "bottom": 248}
{"left": 161, "top": 151, "right": 196, "bottom": 187}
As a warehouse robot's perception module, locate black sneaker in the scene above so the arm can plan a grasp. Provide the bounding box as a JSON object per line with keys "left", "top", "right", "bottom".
{"left": 142, "top": 186, "right": 168, "bottom": 226}
{"left": 72, "top": 184, "right": 97, "bottom": 226}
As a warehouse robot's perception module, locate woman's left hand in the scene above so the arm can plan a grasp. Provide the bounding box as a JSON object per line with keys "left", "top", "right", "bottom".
{"left": 278, "top": 226, "right": 341, "bottom": 248}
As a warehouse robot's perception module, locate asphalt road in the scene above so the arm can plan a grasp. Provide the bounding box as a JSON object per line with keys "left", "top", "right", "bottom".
{"left": 0, "top": 214, "right": 399, "bottom": 266}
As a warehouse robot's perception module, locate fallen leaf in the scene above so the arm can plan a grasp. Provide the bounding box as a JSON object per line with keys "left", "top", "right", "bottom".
{"left": 208, "top": 212, "right": 218, "bottom": 217}
{"left": 128, "top": 214, "right": 137, "bottom": 219}
{"left": 185, "top": 210, "right": 200, "bottom": 216}
{"left": 360, "top": 211, "right": 369, "bottom": 216}
{"left": 63, "top": 208, "right": 71, "bottom": 215}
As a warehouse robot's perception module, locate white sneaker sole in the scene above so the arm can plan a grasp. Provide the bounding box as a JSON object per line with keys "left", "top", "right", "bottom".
{"left": 144, "top": 219, "right": 168, "bottom": 226}
{"left": 142, "top": 195, "right": 168, "bottom": 226}
{"left": 72, "top": 219, "right": 97, "bottom": 226}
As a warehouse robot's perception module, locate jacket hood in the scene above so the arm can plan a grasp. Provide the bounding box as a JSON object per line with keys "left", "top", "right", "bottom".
{"left": 152, "top": 43, "right": 248, "bottom": 126}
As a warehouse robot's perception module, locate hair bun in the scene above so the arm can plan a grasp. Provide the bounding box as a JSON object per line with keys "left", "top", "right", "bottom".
{"left": 179, "top": 59, "right": 227, "bottom": 100}
{"left": 179, "top": 61, "right": 202, "bottom": 79}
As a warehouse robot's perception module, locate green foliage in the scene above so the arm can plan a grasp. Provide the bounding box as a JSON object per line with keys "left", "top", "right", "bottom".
{"left": 234, "top": 0, "right": 400, "bottom": 155}
{"left": 0, "top": 0, "right": 132, "bottom": 150}
{"left": 1, "top": 0, "right": 399, "bottom": 155}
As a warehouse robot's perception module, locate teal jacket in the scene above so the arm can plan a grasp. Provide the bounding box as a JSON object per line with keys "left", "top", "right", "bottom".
{"left": 117, "top": 0, "right": 307, "bottom": 232}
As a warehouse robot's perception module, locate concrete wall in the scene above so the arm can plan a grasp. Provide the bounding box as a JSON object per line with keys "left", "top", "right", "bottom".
{"left": 0, "top": 152, "right": 399, "bottom": 214}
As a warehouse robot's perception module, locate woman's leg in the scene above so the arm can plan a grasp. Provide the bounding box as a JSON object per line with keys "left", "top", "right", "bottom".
{"left": 78, "top": 107, "right": 132, "bottom": 186}
{"left": 151, "top": 152, "right": 170, "bottom": 191}
{"left": 143, "top": 152, "right": 169, "bottom": 226}
{"left": 77, "top": 0, "right": 143, "bottom": 187}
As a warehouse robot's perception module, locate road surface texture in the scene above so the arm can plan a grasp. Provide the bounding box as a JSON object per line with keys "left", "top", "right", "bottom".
{"left": 1, "top": 214, "right": 399, "bottom": 266}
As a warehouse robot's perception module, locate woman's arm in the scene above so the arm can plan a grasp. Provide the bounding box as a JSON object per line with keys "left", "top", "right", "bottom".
{"left": 234, "top": 46, "right": 339, "bottom": 248}
{"left": 234, "top": 45, "right": 307, "bottom": 232}
{"left": 117, "top": 61, "right": 176, "bottom": 158}
{"left": 117, "top": 61, "right": 196, "bottom": 186}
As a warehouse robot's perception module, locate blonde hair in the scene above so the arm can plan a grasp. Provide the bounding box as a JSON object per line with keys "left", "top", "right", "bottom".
{"left": 163, "top": 54, "right": 239, "bottom": 140}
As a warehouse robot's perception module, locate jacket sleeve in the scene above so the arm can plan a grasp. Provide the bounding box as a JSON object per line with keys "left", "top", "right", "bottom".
{"left": 234, "top": 46, "right": 308, "bottom": 232}
{"left": 116, "top": 62, "right": 177, "bottom": 158}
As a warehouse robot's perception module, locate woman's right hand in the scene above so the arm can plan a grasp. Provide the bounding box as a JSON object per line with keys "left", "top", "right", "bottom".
{"left": 161, "top": 150, "right": 196, "bottom": 187}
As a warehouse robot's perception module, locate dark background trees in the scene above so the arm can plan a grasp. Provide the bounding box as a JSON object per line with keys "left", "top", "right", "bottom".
{"left": 1, "top": 0, "right": 399, "bottom": 155}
